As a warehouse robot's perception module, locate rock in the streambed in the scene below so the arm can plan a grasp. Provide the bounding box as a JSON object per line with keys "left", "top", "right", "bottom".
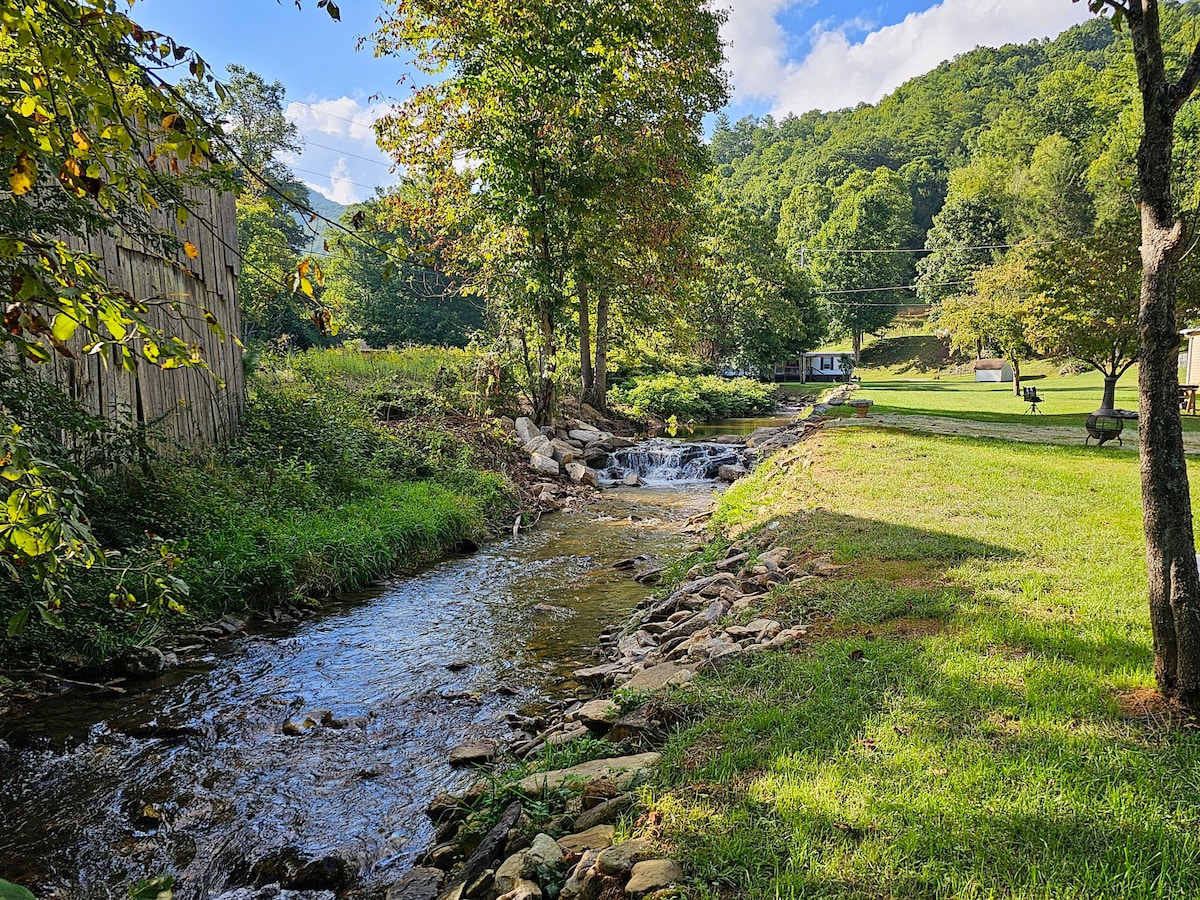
{"left": 573, "top": 794, "right": 634, "bottom": 831}
{"left": 597, "top": 839, "right": 650, "bottom": 877}
{"left": 386, "top": 867, "right": 445, "bottom": 900}
{"left": 559, "top": 849, "right": 603, "bottom": 900}
{"left": 248, "top": 847, "right": 352, "bottom": 891}
{"left": 116, "top": 645, "right": 168, "bottom": 678}
{"left": 496, "top": 879, "right": 542, "bottom": 900}
{"left": 574, "top": 699, "right": 622, "bottom": 731}
{"left": 717, "top": 464, "right": 747, "bottom": 483}
{"left": 569, "top": 428, "right": 604, "bottom": 444}
{"left": 530, "top": 453, "right": 560, "bottom": 477}
{"left": 516, "top": 753, "right": 660, "bottom": 794}
{"left": 515, "top": 417, "right": 541, "bottom": 444}
{"left": 495, "top": 834, "right": 563, "bottom": 894}
{"left": 460, "top": 801, "right": 523, "bottom": 890}
{"left": 625, "top": 859, "right": 682, "bottom": 896}
{"left": 524, "top": 435, "right": 553, "bottom": 456}
{"left": 622, "top": 472, "right": 640, "bottom": 487}
{"left": 565, "top": 462, "right": 600, "bottom": 487}
{"left": 449, "top": 738, "right": 499, "bottom": 766}
{"left": 621, "top": 663, "right": 695, "bottom": 693}
{"left": 557, "top": 824, "right": 616, "bottom": 855}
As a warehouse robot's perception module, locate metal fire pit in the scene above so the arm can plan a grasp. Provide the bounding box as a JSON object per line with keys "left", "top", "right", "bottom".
{"left": 1085, "top": 408, "right": 1138, "bottom": 447}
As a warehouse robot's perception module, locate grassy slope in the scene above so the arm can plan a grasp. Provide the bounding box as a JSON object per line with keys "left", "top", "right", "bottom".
{"left": 652, "top": 427, "right": 1200, "bottom": 899}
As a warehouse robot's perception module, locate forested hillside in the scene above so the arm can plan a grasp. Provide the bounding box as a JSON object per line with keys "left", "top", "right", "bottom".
{"left": 711, "top": 3, "right": 1200, "bottom": 368}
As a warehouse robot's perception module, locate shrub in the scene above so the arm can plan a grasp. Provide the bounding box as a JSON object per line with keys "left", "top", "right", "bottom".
{"left": 609, "top": 373, "right": 779, "bottom": 421}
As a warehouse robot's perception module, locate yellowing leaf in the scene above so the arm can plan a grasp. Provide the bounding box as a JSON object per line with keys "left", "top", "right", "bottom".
{"left": 183, "top": 241, "right": 199, "bottom": 260}
{"left": 9, "top": 152, "right": 36, "bottom": 196}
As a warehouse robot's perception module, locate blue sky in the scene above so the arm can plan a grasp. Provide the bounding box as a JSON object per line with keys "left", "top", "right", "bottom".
{"left": 136, "top": 0, "right": 1094, "bottom": 204}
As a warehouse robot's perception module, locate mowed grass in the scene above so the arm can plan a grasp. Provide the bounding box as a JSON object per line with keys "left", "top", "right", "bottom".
{"left": 650, "top": 427, "right": 1200, "bottom": 900}
{"left": 850, "top": 366, "right": 1200, "bottom": 433}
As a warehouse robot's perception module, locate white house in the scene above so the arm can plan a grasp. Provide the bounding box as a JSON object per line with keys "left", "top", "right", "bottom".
{"left": 774, "top": 351, "right": 850, "bottom": 383}
{"left": 974, "top": 358, "right": 1013, "bottom": 383}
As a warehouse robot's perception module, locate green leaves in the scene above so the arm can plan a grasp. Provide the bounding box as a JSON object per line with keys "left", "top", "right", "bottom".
{"left": 0, "top": 880, "right": 36, "bottom": 900}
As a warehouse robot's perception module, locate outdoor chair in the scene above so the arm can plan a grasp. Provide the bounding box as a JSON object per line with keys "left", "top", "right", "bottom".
{"left": 1022, "top": 386, "right": 1043, "bottom": 414}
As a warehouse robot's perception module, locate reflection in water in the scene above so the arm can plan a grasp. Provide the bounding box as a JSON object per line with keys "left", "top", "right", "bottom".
{"left": 0, "top": 487, "right": 712, "bottom": 899}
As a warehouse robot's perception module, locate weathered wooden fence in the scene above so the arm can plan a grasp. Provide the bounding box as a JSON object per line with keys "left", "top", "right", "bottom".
{"left": 35, "top": 187, "right": 244, "bottom": 449}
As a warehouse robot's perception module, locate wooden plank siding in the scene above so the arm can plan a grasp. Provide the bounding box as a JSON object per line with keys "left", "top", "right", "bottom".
{"left": 22, "top": 185, "right": 244, "bottom": 450}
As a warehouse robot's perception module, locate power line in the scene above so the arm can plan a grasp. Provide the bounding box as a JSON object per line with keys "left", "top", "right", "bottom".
{"left": 798, "top": 238, "right": 1079, "bottom": 257}
{"left": 814, "top": 281, "right": 968, "bottom": 296}
{"left": 288, "top": 98, "right": 387, "bottom": 130}
{"left": 303, "top": 139, "right": 395, "bottom": 168}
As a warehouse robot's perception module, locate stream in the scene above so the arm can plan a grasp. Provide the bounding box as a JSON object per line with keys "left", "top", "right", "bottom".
{"left": 0, "top": 430, "right": 766, "bottom": 899}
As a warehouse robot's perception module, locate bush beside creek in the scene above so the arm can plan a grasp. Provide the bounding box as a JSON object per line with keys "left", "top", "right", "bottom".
{"left": 0, "top": 348, "right": 519, "bottom": 671}
{"left": 609, "top": 373, "right": 779, "bottom": 423}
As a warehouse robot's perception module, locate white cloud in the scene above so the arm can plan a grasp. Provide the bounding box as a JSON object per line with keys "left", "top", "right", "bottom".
{"left": 303, "top": 158, "right": 359, "bottom": 205}
{"left": 724, "top": 0, "right": 1094, "bottom": 117}
{"left": 285, "top": 96, "right": 398, "bottom": 206}
{"left": 719, "top": 0, "right": 803, "bottom": 101}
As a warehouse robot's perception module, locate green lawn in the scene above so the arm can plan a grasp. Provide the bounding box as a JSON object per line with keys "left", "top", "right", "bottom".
{"left": 651, "top": 427, "right": 1200, "bottom": 899}
{"left": 848, "top": 366, "right": 1200, "bottom": 432}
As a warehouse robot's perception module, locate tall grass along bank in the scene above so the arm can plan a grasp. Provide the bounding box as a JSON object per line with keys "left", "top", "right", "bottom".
{"left": 0, "top": 348, "right": 517, "bottom": 671}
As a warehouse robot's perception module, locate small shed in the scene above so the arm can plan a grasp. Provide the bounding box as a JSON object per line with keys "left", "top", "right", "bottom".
{"left": 974, "top": 358, "right": 1013, "bottom": 383}
{"left": 1182, "top": 328, "right": 1200, "bottom": 386}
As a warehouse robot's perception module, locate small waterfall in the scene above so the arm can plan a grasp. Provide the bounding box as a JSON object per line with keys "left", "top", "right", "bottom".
{"left": 598, "top": 439, "right": 748, "bottom": 485}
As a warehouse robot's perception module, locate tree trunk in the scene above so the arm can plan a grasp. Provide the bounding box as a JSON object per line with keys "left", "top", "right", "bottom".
{"left": 1102, "top": 374, "right": 1118, "bottom": 410}
{"left": 534, "top": 305, "right": 557, "bottom": 425}
{"left": 578, "top": 279, "right": 593, "bottom": 401}
{"left": 1129, "top": 3, "right": 1200, "bottom": 709}
{"left": 1011, "top": 357, "right": 1022, "bottom": 397}
{"left": 592, "top": 291, "right": 610, "bottom": 412}
{"left": 853, "top": 330, "right": 862, "bottom": 365}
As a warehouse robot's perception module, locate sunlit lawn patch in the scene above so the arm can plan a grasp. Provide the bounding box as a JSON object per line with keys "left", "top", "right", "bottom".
{"left": 652, "top": 427, "right": 1200, "bottom": 899}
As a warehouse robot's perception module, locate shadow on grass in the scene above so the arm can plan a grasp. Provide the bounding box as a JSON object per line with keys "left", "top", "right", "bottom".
{"left": 655, "top": 512, "right": 1200, "bottom": 899}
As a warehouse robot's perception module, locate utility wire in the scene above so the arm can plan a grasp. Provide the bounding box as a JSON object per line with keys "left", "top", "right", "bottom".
{"left": 303, "top": 139, "right": 394, "bottom": 168}
{"left": 814, "top": 280, "right": 968, "bottom": 296}
{"left": 798, "top": 238, "right": 1080, "bottom": 256}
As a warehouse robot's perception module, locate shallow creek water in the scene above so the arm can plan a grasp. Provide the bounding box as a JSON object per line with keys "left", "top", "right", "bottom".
{"left": 0, "top": 483, "right": 717, "bottom": 898}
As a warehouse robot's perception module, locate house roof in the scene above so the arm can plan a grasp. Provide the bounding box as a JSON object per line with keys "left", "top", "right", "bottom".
{"left": 804, "top": 350, "right": 843, "bottom": 357}
{"left": 974, "top": 358, "right": 1008, "bottom": 370}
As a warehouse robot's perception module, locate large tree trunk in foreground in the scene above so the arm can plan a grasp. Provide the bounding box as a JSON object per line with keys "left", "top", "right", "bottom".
{"left": 1127, "top": 1, "right": 1200, "bottom": 709}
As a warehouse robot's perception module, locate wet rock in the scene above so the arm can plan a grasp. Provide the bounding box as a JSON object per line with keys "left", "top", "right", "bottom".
{"left": 574, "top": 794, "right": 634, "bottom": 832}
{"left": 495, "top": 834, "right": 563, "bottom": 894}
{"left": 530, "top": 453, "right": 560, "bottom": 477}
{"left": 625, "top": 859, "right": 682, "bottom": 896}
{"left": 116, "top": 645, "right": 168, "bottom": 678}
{"left": 557, "top": 825, "right": 616, "bottom": 855}
{"left": 386, "top": 867, "right": 445, "bottom": 900}
{"left": 621, "top": 663, "right": 695, "bottom": 693}
{"left": 423, "top": 843, "right": 458, "bottom": 870}
{"left": 565, "top": 462, "right": 600, "bottom": 487}
{"left": 569, "top": 699, "right": 618, "bottom": 732}
{"left": 516, "top": 753, "right": 660, "bottom": 794}
{"left": 449, "top": 739, "right": 499, "bottom": 767}
{"left": 427, "top": 793, "right": 468, "bottom": 826}
{"left": 573, "top": 661, "right": 630, "bottom": 685}
{"left": 597, "top": 839, "right": 650, "bottom": 877}
{"left": 248, "top": 847, "right": 351, "bottom": 892}
{"left": 621, "top": 472, "right": 640, "bottom": 487}
{"left": 460, "top": 801, "right": 522, "bottom": 890}
{"left": 546, "top": 724, "right": 590, "bottom": 747}
{"left": 716, "top": 464, "right": 747, "bottom": 483}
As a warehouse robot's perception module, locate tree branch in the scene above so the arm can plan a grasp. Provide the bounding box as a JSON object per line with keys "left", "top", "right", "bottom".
{"left": 1172, "top": 41, "right": 1200, "bottom": 112}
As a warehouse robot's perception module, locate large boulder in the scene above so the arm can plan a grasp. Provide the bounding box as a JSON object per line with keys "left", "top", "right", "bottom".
{"left": 625, "top": 859, "right": 682, "bottom": 896}
{"left": 515, "top": 417, "right": 541, "bottom": 444}
{"left": 523, "top": 435, "right": 553, "bottom": 456}
{"left": 565, "top": 463, "right": 600, "bottom": 487}
{"left": 530, "top": 454, "right": 560, "bottom": 477}
{"left": 386, "top": 867, "right": 445, "bottom": 900}
{"left": 116, "top": 645, "right": 168, "bottom": 678}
